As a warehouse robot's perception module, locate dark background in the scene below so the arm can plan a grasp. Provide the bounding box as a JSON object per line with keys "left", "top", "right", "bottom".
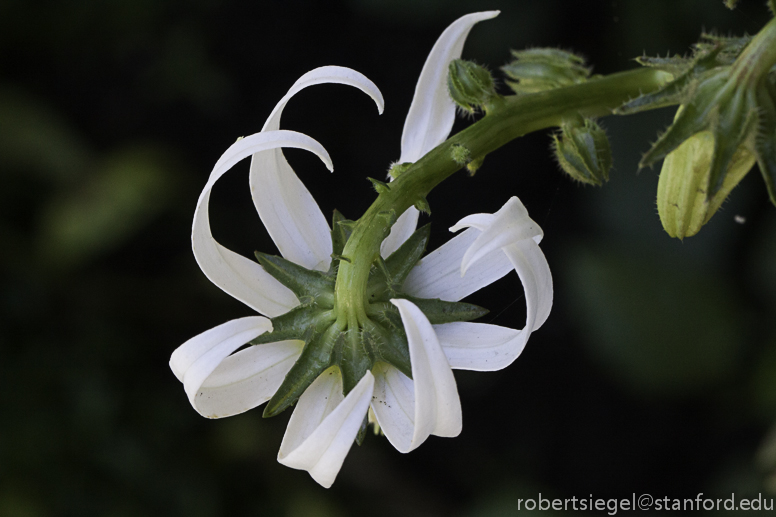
{"left": 2, "top": 0, "right": 775, "bottom": 515}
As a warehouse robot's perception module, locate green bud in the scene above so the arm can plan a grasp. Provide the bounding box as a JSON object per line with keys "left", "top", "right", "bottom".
{"left": 552, "top": 118, "right": 612, "bottom": 186}
{"left": 658, "top": 125, "right": 755, "bottom": 239}
{"left": 502, "top": 48, "right": 590, "bottom": 94}
{"left": 447, "top": 59, "right": 496, "bottom": 114}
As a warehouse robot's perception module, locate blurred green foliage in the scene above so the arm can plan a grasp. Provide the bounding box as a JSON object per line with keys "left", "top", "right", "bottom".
{"left": 1, "top": 0, "right": 775, "bottom": 516}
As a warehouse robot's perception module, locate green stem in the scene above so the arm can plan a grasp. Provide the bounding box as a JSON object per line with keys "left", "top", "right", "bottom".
{"left": 334, "top": 67, "right": 670, "bottom": 329}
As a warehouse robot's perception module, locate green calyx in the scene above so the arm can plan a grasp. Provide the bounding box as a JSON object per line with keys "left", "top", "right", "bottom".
{"left": 255, "top": 212, "right": 488, "bottom": 419}
{"left": 619, "top": 19, "right": 776, "bottom": 215}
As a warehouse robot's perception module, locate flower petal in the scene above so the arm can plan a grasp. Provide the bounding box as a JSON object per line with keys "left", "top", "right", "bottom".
{"left": 380, "top": 206, "right": 419, "bottom": 258}
{"left": 262, "top": 66, "right": 384, "bottom": 132}
{"left": 373, "top": 299, "right": 461, "bottom": 453}
{"left": 502, "top": 240, "right": 553, "bottom": 332}
{"left": 453, "top": 196, "right": 554, "bottom": 335}
{"left": 169, "top": 316, "right": 272, "bottom": 412}
{"left": 252, "top": 67, "right": 385, "bottom": 270}
{"left": 399, "top": 11, "right": 499, "bottom": 162}
{"left": 278, "top": 368, "right": 374, "bottom": 488}
{"left": 193, "top": 130, "right": 332, "bottom": 317}
{"left": 402, "top": 227, "right": 513, "bottom": 301}
{"left": 371, "top": 363, "right": 415, "bottom": 451}
{"left": 450, "top": 197, "right": 543, "bottom": 276}
{"left": 194, "top": 339, "right": 304, "bottom": 418}
{"left": 434, "top": 322, "right": 527, "bottom": 371}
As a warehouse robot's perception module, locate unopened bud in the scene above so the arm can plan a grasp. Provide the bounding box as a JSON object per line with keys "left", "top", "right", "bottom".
{"left": 553, "top": 118, "right": 612, "bottom": 186}
{"left": 657, "top": 128, "right": 755, "bottom": 239}
{"left": 447, "top": 59, "right": 496, "bottom": 114}
{"left": 502, "top": 48, "right": 590, "bottom": 94}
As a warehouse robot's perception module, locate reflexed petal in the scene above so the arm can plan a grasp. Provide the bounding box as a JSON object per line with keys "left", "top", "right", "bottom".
{"left": 169, "top": 317, "right": 272, "bottom": 411}
{"left": 253, "top": 67, "right": 385, "bottom": 270}
{"left": 402, "top": 227, "right": 512, "bottom": 301}
{"left": 451, "top": 197, "right": 543, "bottom": 276}
{"left": 400, "top": 11, "right": 499, "bottom": 162}
{"left": 194, "top": 340, "right": 304, "bottom": 418}
{"left": 371, "top": 362, "right": 415, "bottom": 451}
{"left": 372, "top": 299, "right": 461, "bottom": 453}
{"left": 434, "top": 322, "right": 527, "bottom": 371}
{"left": 453, "top": 196, "right": 554, "bottom": 336}
{"left": 193, "top": 130, "right": 332, "bottom": 317}
{"left": 278, "top": 368, "right": 374, "bottom": 488}
{"left": 380, "top": 206, "right": 419, "bottom": 258}
{"left": 262, "top": 66, "right": 384, "bottom": 132}
{"left": 502, "top": 241, "right": 553, "bottom": 332}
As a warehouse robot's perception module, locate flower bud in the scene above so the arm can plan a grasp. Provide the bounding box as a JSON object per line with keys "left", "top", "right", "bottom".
{"left": 447, "top": 59, "right": 496, "bottom": 113}
{"left": 657, "top": 127, "right": 755, "bottom": 239}
{"left": 552, "top": 118, "right": 612, "bottom": 186}
{"left": 502, "top": 48, "right": 590, "bottom": 94}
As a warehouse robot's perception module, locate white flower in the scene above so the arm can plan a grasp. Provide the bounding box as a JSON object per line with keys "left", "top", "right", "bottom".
{"left": 170, "top": 10, "right": 553, "bottom": 488}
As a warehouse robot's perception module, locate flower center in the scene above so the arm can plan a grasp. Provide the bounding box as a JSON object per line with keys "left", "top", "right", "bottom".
{"left": 252, "top": 209, "right": 487, "bottom": 421}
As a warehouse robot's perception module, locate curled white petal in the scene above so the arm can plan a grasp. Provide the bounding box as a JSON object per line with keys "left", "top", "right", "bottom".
{"left": 400, "top": 11, "right": 499, "bottom": 162}
{"left": 193, "top": 130, "right": 332, "bottom": 317}
{"left": 195, "top": 339, "right": 303, "bottom": 418}
{"left": 502, "top": 240, "right": 553, "bottom": 332}
{"left": 402, "top": 227, "right": 512, "bottom": 301}
{"left": 262, "top": 66, "right": 384, "bottom": 132}
{"left": 252, "top": 67, "right": 385, "bottom": 271}
{"left": 169, "top": 317, "right": 272, "bottom": 412}
{"left": 434, "top": 322, "right": 527, "bottom": 371}
{"left": 453, "top": 196, "right": 554, "bottom": 336}
{"left": 451, "top": 197, "right": 543, "bottom": 276}
{"left": 372, "top": 299, "right": 461, "bottom": 453}
{"left": 278, "top": 368, "right": 374, "bottom": 488}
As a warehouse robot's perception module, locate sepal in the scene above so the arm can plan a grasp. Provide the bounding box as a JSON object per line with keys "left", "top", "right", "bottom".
{"left": 255, "top": 251, "right": 335, "bottom": 305}
{"left": 619, "top": 20, "right": 776, "bottom": 228}
{"left": 330, "top": 210, "right": 354, "bottom": 273}
{"left": 263, "top": 325, "right": 341, "bottom": 417}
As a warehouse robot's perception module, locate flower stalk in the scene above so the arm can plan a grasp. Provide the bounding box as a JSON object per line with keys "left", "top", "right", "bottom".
{"left": 335, "top": 66, "right": 670, "bottom": 331}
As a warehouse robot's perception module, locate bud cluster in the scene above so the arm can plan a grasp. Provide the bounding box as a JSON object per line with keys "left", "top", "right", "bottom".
{"left": 618, "top": 19, "right": 776, "bottom": 237}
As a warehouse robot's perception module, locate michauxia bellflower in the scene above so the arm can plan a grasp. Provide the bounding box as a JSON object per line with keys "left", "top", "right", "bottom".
{"left": 170, "top": 11, "right": 553, "bottom": 487}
